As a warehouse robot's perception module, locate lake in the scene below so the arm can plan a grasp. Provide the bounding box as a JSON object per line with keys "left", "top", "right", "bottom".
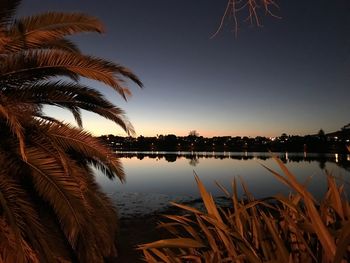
{"left": 94, "top": 152, "right": 350, "bottom": 217}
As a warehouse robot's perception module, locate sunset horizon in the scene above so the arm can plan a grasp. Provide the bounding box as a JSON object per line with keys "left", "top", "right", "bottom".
{"left": 19, "top": 0, "right": 349, "bottom": 139}
{"left": 2, "top": 1, "right": 350, "bottom": 262}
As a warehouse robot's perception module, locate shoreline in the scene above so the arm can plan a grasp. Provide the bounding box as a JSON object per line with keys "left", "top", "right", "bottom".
{"left": 115, "top": 196, "right": 233, "bottom": 262}
{"left": 116, "top": 202, "right": 188, "bottom": 262}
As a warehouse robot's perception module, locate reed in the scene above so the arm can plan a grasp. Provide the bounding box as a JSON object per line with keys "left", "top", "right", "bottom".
{"left": 138, "top": 156, "right": 350, "bottom": 262}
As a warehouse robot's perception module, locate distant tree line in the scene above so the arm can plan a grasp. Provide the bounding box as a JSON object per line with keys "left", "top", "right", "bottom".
{"left": 99, "top": 126, "right": 350, "bottom": 153}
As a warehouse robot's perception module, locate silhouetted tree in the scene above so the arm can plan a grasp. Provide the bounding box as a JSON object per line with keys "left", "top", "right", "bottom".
{"left": 318, "top": 129, "right": 327, "bottom": 145}
{"left": 0, "top": 1, "right": 142, "bottom": 262}
{"left": 163, "top": 134, "right": 178, "bottom": 150}
{"left": 189, "top": 130, "right": 199, "bottom": 137}
{"left": 318, "top": 129, "right": 325, "bottom": 137}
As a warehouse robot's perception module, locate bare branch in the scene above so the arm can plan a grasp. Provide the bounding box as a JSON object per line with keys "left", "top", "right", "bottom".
{"left": 212, "top": 0, "right": 281, "bottom": 38}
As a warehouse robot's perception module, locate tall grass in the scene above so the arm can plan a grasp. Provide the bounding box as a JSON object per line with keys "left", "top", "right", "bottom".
{"left": 138, "top": 156, "right": 350, "bottom": 262}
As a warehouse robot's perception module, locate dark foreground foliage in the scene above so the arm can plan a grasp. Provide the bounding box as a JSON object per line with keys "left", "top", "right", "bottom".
{"left": 0, "top": 1, "right": 141, "bottom": 262}
{"left": 140, "top": 156, "right": 350, "bottom": 263}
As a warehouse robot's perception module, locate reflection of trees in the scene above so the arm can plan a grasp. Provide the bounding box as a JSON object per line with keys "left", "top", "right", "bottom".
{"left": 116, "top": 152, "right": 350, "bottom": 172}
{"left": 280, "top": 157, "right": 288, "bottom": 164}
{"left": 136, "top": 154, "right": 145, "bottom": 160}
{"left": 229, "top": 155, "right": 254, "bottom": 161}
{"left": 258, "top": 156, "right": 269, "bottom": 160}
{"left": 337, "top": 160, "right": 350, "bottom": 173}
{"left": 316, "top": 153, "right": 327, "bottom": 170}
{"left": 165, "top": 154, "right": 177, "bottom": 162}
{"left": 183, "top": 154, "right": 200, "bottom": 166}
{"left": 189, "top": 157, "right": 200, "bottom": 167}
{"left": 319, "top": 159, "right": 326, "bottom": 170}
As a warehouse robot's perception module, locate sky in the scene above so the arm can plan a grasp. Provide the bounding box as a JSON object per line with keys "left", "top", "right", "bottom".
{"left": 18, "top": 0, "right": 350, "bottom": 137}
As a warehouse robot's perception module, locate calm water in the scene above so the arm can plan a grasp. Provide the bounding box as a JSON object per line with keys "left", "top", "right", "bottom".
{"left": 94, "top": 152, "right": 350, "bottom": 217}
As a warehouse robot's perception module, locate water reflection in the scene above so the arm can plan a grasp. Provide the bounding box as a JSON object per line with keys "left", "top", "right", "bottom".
{"left": 189, "top": 156, "right": 199, "bottom": 166}
{"left": 95, "top": 152, "right": 350, "bottom": 216}
{"left": 116, "top": 151, "right": 350, "bottom": 172}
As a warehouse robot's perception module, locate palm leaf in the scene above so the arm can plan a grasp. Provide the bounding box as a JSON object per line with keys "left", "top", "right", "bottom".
{"left": 5, "top": 81, "right": 134, "bottom": 133}
{"left": 0, "top": 0, "right": 21, "bottom": 26}
{"left": 36, "top": 121, "right": 125, "bottom": 181}
{"left": 0, "top": 50, "right": 142, "bottom": 99}
{"left": 16, "top": 136, "right": 118, "bottom": 260}
{"left": 68, "top": 106, "right": 82, "bottom": 128}
{"left": 41, "top": 38, "right": 81, "bottom": 53}
{"left": 0, "top": 180, "right": 34, "bottom": 262}
{"left": 84, "top": 187, "right": 119, "bottom": 257}
{"left": 0, "top": 2, "right": 142, "bottom": 260}
{"left": 0, "top": 103, "right": 26, "bottom": 161}
{"left": 28, "top": 132, "right": 87, "bottom": 189}
{"left": 13, "top": 12, "right": 104, "bottom": 33}
{"left": 24, "top": 146, "right": 89, "bottom": 247}
{"left": 4, "top": 12, "right": 104, "bottom": 52}
{"left": 0, "top": 169, "right": 59, "bottom": 263}
{"left": 0, "top": 217, "right": 40, "bottom": 263}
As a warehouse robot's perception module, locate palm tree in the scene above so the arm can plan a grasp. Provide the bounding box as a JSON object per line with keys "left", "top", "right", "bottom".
{"left": 0, "top": 1, "right": 142, "bottom": 262}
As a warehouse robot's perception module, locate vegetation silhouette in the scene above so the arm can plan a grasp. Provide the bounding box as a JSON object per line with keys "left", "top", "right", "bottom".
{"left": 102, "top": 125, "right": 350, "bottom": 153}
{"left": 0, "top": 1, "right": 142, "bottom": 262}
{"left": 139, "top": 158, "right": 350, "bottom": 262}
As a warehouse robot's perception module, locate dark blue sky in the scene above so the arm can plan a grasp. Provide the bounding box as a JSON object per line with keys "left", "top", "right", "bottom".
{"left": 19, "top": 0, "right": 350, "bottom": 137}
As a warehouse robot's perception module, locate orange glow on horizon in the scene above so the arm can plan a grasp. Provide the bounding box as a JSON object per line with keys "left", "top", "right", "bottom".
{"left": 87, "top": 124, "right": 282, "bottom": 138}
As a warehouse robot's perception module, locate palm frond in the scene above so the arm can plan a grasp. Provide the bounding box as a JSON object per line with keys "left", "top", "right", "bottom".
{"left": 24, "top": 146, "right": 89, "bottom": 248}
{"left": 4, "top": 81, "right": 109, "bottom": 105}
{"left": 82, "top": 177, "right": 119, "bottom": 257}
{"left": 0, "top": 103, "right": 26, "bottom": 161}
{"left": 0, "top": 50, "right": 142, "bottom": 99}
{"left": 0, "top": 163, "right": 45, "bottom": 262}
{"left": 31, "top": 209, "right": 74, "bottom": 262}
{"left": 3, "top": 13, "right": 103, "bottom": 52}
{"left": 0, "top": 185, "right": 33, "bottom": 262}
{"left": 43, "top": 38, "right": 80, "bottom": 53}
{"left": 0, "top": 217, "right": 40, "bottom": 263}
{"left": 13, "top": 12, "right": 104, "bottom": 33}
{"left": 4, "top": 81, "right": 133, "bottom": 133}
{"left": 0, "top": 168, "right": 58, "bottom": 263}
{"left": 23, "top": 135, "right": 119, "bottom": 260}
{"left": 69, "top": 106, "right": 82, "bottom": 128}
{"left": 33, "top": 114, "right": 63, "bottom": 125}
{"left": 90, "top": 107, "right": 134, "bottom": 135}
{"left": 0, "top": 2, "right": 142, "bottom": 260}
{"left": 0, "top": 68, "right": 79, "bottom": 86}
{"left": 37, "top": 121, "right": 125, "bottom": 181}
{"left": 0, "top": 0, "right": 21, "bottom": 26}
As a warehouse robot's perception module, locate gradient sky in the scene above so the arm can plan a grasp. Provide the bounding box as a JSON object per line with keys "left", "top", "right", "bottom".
{"left": 18, "top": 0, "right": 350, "bottom": 137}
